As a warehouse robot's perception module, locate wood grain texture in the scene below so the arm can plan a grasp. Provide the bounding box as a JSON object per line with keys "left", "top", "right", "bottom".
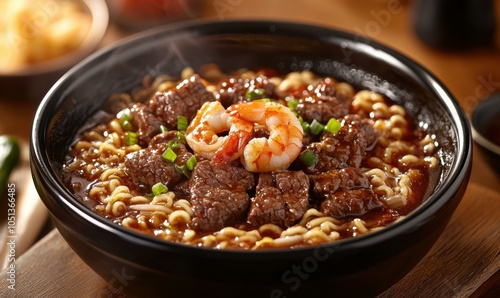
{"left": 379, "top": 184, "right": 500, "bottom": 298}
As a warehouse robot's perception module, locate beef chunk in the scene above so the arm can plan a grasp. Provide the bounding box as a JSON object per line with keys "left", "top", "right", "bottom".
{"left": 343, "top": 114, "right": 378, "bottom": 149}
{"left": 148, "top": 74, "right": 215, "bottom": 129}
{"left": 311, "top": 167, "right": 383, "bottom": 218}
{"left": 172, "top": 179, "right": 191, "bottom": 201}
{"left": 301, "top": 115, "right": 377, "bottom": 173}
{"left": 247, "top": 171, "right": 309, "bottom": 228}
{"left": 295, "top": 77, "right": 350, "bottom": 123}
{"left": 311, "top": 167, "right": 370, "bottom": 198}
{"left": 148, "top": 131, "right": 178, "bottom": 147}
{"left": 124, "top": 136, "right": 192, "bottom": 190}
{"left": 129, "top": 103, "right": 163, "bottom": 147}
{"left": 189, "top": 160, "right": 255, "bottom": 232}
{"left": 320, "top": 189, "right": 383, "bottom": 219}
{"left": 216, "top": 75, "right": 276, "bottom": 107}
{"left": 295, "top": 95, "right": 349, "bottom": 124}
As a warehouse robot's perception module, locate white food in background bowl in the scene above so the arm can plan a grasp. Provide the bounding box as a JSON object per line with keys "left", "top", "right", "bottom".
{"left": 0, "top": 0, "right": 91, "bottom": 71}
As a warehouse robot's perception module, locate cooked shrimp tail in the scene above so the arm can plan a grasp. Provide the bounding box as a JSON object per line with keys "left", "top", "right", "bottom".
{"left": 186, "top": 101, "right": 230, "bottom": 160}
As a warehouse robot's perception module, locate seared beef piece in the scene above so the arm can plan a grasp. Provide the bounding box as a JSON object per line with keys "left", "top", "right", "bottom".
{"left": 295, "top": 95, "right": 349, "bottom": 124}
{"left": 343, "top": 114, "right": 378, "bottom": 149}
{"left": 301, "top": 115, "right": 377, "bottom": 173}
{"left": 320, "top": 188, "right": 383, "bottom": 219}
{"left": 129, "top": 103, "right": 163, "bottom": 147}
{"left": 124, "top": 137, "right": 193, "bottom": 190}
{"left": 311, "top": 167, "right": 370, "bottom": 198}
{"left": 247, "top": 171, "right": 309, "bottom": 228}
{"left": 216, "top": 75, "right": 276, "bottom": 107}
{"left": 148, "top": 74, "right": 215, "bottom": 129}
{"left": 148, "top": 131, "right": 178, "bottom": 147}
{"left": 311, "top": 167, "right": 383, "bottom": 218}
{"left": 189, "top": 160, "right": 255, "bottom": 232}
{"left": 295, "top": 77, "right": 350, "bottom": 123}
{"left": 172, "top": 179, "right": 191, "bottom": 201}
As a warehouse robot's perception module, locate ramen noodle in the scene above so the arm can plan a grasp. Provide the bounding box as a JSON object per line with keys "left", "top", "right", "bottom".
{"left": 63, "top": 65, "right": 440, "bottom": 249}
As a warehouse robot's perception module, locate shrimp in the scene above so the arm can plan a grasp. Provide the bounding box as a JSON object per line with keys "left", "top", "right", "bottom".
{"left": 227, "top": 101, "right": 303, "bottom": 172}
{"left": 185, "top": 101, "right": 254, "bottom": 162}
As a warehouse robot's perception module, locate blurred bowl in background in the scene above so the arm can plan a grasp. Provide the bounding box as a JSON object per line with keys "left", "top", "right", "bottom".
{"left": 470, "top": 93, "right": 500, "bottom": 173}
{"left": 106, "top": 0, "right": 201, "bottom": 31}
{"left": 0, "top": 0, "right": 108, "bottom": 101}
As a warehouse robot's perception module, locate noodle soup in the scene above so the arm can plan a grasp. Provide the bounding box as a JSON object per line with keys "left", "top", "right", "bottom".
{"left": 63, "top": 65, "right": 440, "bottom": 249}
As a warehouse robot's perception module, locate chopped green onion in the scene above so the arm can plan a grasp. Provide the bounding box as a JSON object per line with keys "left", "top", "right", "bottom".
{"left": 309, "top": 119, "right": 325, "bottom": 135}
{"left": 122, "top": 120, "right": 133, "bottom": 131}
{"left": 174, "top": 164, "right": 190, "bottom": 178}
{"left": 186, "top": 155, "right": 197, "bottom": 171}
{"left": 159, "top": 125, "right": 168, "bottom": 133}
{"left": 177, "top": 116, "right": 188, "bottom": 131}
{"left": 168, "top": 140, "right": 179, "bottom": 150}
{"left": 124, "top": 131, "right": 138, "bottom": 146}
{"left": 162, "top": 147, "right": 177, "bottom": 163}
{"left": 152, "top": 182, "right": 169, "bottom": 196}
{"left": 324, "top": 118, "right": 342, "bottom": 134}
{"left": 119, "top": 110, "right": 133, "bottom": 131}
{"left": 299, "top": 117, "right": 310, "bottom": 136}
{"left": 287, "top": 99, "right": 299, "bottom": 112}
{"left": 176, "top": 131, "right": 186, "bottom": 143}
{"left": 253, "top": 98, "right": 271, "bottom": 102}
{"left": 300, "top": 150, "right": 319, "bottom": 166}
{"left": 245, "top": 88, "right": 265, "bottom": 100}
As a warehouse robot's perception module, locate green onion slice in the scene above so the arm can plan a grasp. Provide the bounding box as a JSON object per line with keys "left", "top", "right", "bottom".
{"left": 119, "top": 110, "right": 133, "bottom": 131}
{"left": 176, "top": 131, "right": 186, "bottom": 143}
{"left": 300, "top": 150, "right": 319, "bottom": 166}
{"left": 177, "top": 116, "right": 188, "bottom": 131}
{"left": 162, "top": 147, "right": 177, "bottom": 163}
{"left": 168, "top": 140, "right": 179, "bottom": 150}
{"left": 186, "top": 155, "right": 197, "bottom": 171}
{"left": 299, "top": 117, "right": 310, "bottom": 136}
{"left": 287, "top": 99, "right": 299, "bottom": 112}
{"left": 152, "top": 182, "right": 169, "bottom": 196}
{"left": 159, "top": 125, "right": 168, "bottom": 133}
{"left": 253, "top": 98, "right": 271, "bottom": 103}
{"left": 245, "top": 88, "right": 265, "bottom": 100}
{"left": 309, "top": 119, "right": 325, "bottom": 135}
{"left": 124, "top": 131, "right": 138, "bottom": 146}
{"left": 174, "top": 164, "right": 190, "bottom": 178}
{"left": 324, "top": 118, "right": 342, "bottom": 134}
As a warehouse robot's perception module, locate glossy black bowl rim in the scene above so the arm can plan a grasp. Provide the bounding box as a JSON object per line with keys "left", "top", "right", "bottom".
{"left": 31, "top": 19, "right": 472, "bottom": 258}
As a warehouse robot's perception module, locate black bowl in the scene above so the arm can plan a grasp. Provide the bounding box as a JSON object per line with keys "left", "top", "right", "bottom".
{"left": 30, "top": 20, "right": 472, "bottom": 298}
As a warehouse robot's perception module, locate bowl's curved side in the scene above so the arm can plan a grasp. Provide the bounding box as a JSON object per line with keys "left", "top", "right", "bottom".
{"left": 30, "top": 20, "right": 472, "bottom": 297}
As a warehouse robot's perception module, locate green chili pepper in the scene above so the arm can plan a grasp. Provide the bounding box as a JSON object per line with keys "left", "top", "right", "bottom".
{"left": 0, "top": 135, "right": 20, "bottom": 195}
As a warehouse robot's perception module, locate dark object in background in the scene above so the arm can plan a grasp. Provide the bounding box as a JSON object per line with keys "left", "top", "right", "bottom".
{"left": 411, "top": 0, "right": 496, "bottom": 50}
{"left": 470, "top": 93, "right": 500, "bottom": 174}
{"left": 106, "top": 0, "right": 201, "bottom": 31}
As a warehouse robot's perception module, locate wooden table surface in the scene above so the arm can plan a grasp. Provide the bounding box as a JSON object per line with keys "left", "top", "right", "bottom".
{"left": 1, "top": 1, "right": 499, "bottom": 297}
